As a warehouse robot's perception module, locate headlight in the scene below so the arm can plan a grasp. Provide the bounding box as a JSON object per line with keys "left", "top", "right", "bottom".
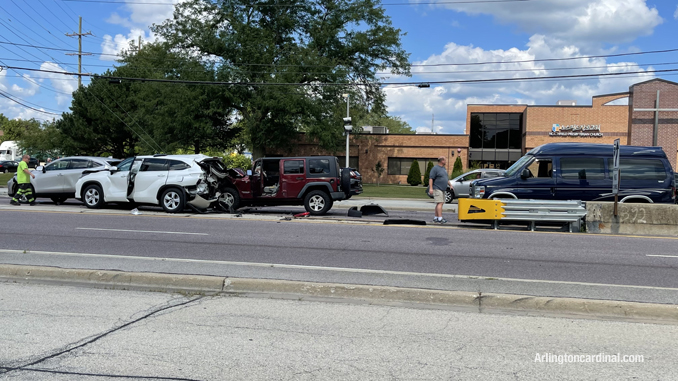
{"left": 473, "top": 186, "right": 485, "bottom": 198}
{"left": 196, "top": 183, "right": 208, "bottom": 194}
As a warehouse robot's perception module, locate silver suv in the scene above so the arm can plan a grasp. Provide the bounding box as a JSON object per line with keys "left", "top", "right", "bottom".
{"left": 445, "top": 169, "right": 505, "bottom": 203}
{"left": 7, "top": 156, "right": 120, "bottom": 204}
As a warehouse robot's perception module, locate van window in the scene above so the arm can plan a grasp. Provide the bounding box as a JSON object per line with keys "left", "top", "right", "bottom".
{"left": 525, "top": 158, "right": 552, "bottom": 178}
{"left": 618, "top": 159, "right": 666, "bottom": 180}
{"left": 561, "top": 158, "right": 605, "bottom": 180}
{"left": 141, "top": 159, "right": 168, "bottom": 172}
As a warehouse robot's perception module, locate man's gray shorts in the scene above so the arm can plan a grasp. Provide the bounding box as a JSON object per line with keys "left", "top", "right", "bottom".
{"left": 433, "top": 189, "right": 445, "bottom": 203}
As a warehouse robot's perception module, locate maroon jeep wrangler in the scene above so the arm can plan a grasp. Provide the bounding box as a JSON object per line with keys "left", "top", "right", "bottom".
{"left": 215, "top": 156, "right": 362, "bottom": 215}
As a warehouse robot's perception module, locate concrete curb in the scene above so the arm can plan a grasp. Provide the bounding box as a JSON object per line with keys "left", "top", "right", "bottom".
{"left": 2, "top": 264, "right": 678, "bottom": 322}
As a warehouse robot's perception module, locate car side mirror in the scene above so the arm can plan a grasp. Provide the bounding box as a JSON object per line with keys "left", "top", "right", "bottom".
{"left": 246, "top": 169, "right": 252, "bottom": 176}
{"left": 36, "top": 165, "right": 43, "bottom": 171}
{"left": 109, "top": 166, "right": 118, "bottom": 173}
{"left": 520, "top": 169, "right": 530, "bottom": 179}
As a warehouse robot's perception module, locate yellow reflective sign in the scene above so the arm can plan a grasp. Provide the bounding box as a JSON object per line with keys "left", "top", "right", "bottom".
{"left": 458, "top": 198, "right": 505, "bottom": 220}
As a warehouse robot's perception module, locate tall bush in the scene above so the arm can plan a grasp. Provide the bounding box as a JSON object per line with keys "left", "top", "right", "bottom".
{"left": 451, "top": 156, "right": 464, "bottom": 179}
{"left": 407, "top": 160, "right": 422, "bottom": 186}
{"left": 423, "top": 160, "right": 434, "bottom": 186}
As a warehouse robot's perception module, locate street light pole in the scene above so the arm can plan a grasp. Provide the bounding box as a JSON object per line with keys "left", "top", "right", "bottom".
{"left": 342, "top": 94, "right": 351, "bottom": 168}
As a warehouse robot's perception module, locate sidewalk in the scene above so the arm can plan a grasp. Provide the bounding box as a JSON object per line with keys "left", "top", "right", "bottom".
{"left": 1, "top": 281, "right": 674, "bottom": 380}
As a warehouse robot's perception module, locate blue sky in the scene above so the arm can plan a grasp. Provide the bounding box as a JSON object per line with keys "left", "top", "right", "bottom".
{"left": 1, "top": 0, "right": 678, "bottom": 135}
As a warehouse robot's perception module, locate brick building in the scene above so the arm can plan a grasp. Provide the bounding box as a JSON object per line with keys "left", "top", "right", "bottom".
{"left": 287, "top": 78, "right": 678, "bottom": 184}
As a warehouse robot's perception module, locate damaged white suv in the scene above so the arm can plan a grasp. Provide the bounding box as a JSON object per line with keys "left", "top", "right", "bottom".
{"left": 74, "top": 154, "right": 228, "bottom": 213}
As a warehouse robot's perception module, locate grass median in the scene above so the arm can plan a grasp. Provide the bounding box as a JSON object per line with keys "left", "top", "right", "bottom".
{"left": 0, "top": 172, "right": 13, "bottom": 185}
{"left": 354, "top": 184, "right": 431, "bottom": 199}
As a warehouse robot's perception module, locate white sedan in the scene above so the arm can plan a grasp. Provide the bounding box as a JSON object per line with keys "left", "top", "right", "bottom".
{"left": 75, "top": 154, "right": 228, "bottom": 213}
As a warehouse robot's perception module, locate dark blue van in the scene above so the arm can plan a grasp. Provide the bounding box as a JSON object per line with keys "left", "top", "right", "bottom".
{"left": 469, "top": 143, "right": 676, "bottom": 203}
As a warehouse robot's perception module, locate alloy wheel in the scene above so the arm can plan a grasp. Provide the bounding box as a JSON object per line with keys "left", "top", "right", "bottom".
{"left": 163, "top": 191, "right": 181, "bottom": 210}
{"left": 219, "top": 192, "right": 235, "bottom": 207}
{"left": 308, "top": 195, "right": 325, "bottom": 211}
{"left": 85, "top": 188, "right": 100, "bottom": 206}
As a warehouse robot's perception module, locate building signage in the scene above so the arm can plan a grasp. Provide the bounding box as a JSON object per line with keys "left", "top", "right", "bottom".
{"left": 549, "top": 124, "right": 603, "bottom": 137}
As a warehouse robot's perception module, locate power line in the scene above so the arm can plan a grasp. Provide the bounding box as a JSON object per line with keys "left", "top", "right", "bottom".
{"left": 0, "top": 88, "right": 65, "bottom": 113}
{"left": 4, "top": 63, "right": 677, "bottom": 86}
{"left": 0, "top": 90, "right": 62, "bottom": 116}
{"left": 60, "top": 0, "right": 534, "bottom": 6}
{"left": 3, "top": 40, "right": 678, "bottom": 68}
{"left": 9, "top": 0, "right": 73, "bottom": 49}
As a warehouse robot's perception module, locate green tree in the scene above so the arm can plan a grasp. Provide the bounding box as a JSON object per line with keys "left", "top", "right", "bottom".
{"left": 423, "top": 160, "right": 434, "bottom": 187}
{"left": 152, "top": 0, "right": 410, "bottom": 157}
{"left": 451, "top": 156, "right": 464, "bottom": 179}
{"left": 357, "top": 115, "right": 414, "bottom": 134}
{"left": 116, "top": 42, "right": 241, "bottom": 154}
{"left": 0, "top": 113, "right": 8, "bottom": 142}
{"left": 374, "top": 160, "right": 385, "bottom": 186}
{"left": 18, "top": 120, "right": 64, "bottom": 159}
{"left": 222, "top": 153, "right": 252, "bottom": 170}
{"left": 407, "top": 159, "right": 422, "bottom": 186}
{"left": 57, "top": 73, "right": 145, "bottom": 158}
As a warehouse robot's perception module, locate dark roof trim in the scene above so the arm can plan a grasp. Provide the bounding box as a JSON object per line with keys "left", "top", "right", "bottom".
{"left": 629, "top": 78, "right": 678, "bottom": 90}
{"left": 592, "top": 91, "right": 630, "bottom": 98}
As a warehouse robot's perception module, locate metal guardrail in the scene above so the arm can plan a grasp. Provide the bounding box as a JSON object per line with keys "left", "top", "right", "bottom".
{"left": 458, "top": 198, "right": 587, "bottom": 232}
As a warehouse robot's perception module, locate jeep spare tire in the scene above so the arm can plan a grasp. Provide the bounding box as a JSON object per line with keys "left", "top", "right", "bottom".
{"left": 341, "top": 168, "right": 351, "bottom": 197}
{"left": 304, "top": 190, "right": 333, "bottom": 215}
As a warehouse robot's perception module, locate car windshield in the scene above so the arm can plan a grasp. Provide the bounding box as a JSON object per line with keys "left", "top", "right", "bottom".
{"left": 504, "top": 155, "right": 533, "bottom": 177}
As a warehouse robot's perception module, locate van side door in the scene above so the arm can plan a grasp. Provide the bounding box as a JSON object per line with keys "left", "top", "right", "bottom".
{"left": 555, "top": 157, "right": 608, "bottom": 201}
{"left": 616, "top": 158, "right": 672, "bottom": 202}
{"left": 515, "top": 157, "right": 555, "bottom": 199}
{"left": 129, "top": 158, "right": 169, "bottom": 203}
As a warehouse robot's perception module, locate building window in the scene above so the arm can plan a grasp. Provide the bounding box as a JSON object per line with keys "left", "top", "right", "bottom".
{"left": 387, "top": 158, "right": 439, "bottom": 175}
{"left": 336, "top": 156, "right": 359, "bottom": 170}
{"left": 470, "top": 112, "right": 522, "bottom": 150}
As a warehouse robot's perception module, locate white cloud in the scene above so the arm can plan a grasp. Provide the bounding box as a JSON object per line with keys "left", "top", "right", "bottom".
{"left": 675, "top": 5, "right": 678, "bottom": 19}
{"left": 385, "top": 37, "right": 654, "bottom": 134}
{"left": 39, "top": 62, "right": 77, "bottom": 106}
{"left": 432, "top": 0, "right": 662, "bottom": 48}
{"left": 101, "top": 29, "right": 153, "bottom": 61}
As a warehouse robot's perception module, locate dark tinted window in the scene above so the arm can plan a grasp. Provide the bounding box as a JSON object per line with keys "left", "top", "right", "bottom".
{"left": 308, "top": 159, "right": 330, "bottom": 174}
{"left": 619, "top": 159, "right": 666, "bottom": 180}
{"left": 169, "top": 160, "right": 191, "bottom": 171}
{"left": 283, "top": 160, "right": 304, "bottom": 174}
{"left": 561, "top": 158, "right": 605, "bottom": 180}
{"left": 69, "top": 159, "right": 89, "bottom": 169}
{"left": 140, "top": 158, "right": 168, "bottom": 172}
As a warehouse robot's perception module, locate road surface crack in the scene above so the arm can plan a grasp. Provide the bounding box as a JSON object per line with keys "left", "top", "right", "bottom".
{"left": 0, "top": 296, "right": 204, "bottom": 378}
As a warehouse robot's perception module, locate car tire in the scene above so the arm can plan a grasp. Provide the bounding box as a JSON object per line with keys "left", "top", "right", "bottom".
{"left": 445, "top": 189, "right": 454, "bottom": 203}
{"left": 160, "top": 188, "right": 185, "bottom": 213}
{"left": 51, "top": 197, "right": 68, "bottom": 205}
{"left": 2, "top": 168, "right": 7, "bottom": 173}
{"left": 217, "top": 187, "right": 240, "bottom": 212}
{"left": 82, "top": 185, "right": 104, "bottom": 209}
{"left": 304, "top": 190, "right": 332, "bottom": 215}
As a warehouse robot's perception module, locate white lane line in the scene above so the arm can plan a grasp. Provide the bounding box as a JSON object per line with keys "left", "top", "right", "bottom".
{"left": 75, "top": 228, "right": 208, "bottom": 236}
{"left": 1, "top": 249, "right": 676, "bottom": 292}
{"left": 647, "top": 255, "right": 678, "bottom": 258}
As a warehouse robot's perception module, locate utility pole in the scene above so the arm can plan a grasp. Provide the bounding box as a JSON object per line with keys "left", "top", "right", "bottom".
{"left": 66, "top": 16, "right": 92, "bottom": 87}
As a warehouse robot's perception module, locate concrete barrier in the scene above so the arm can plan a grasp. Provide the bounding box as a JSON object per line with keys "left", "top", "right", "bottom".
{"left": 586, "top": 202, "right": 678, "bottom": 236}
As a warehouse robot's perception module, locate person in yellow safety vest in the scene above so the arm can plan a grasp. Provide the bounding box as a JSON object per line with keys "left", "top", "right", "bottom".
{"left": 10, "top": 154, "right": 36, "bottom": 206}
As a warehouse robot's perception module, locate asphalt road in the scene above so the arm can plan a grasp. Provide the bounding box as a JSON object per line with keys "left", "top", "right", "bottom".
{"left": 2, "top": 282, "right": 673, "bottom": 381}
{"left": 2, "top": 206, "right": 678, "bottom": 304}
